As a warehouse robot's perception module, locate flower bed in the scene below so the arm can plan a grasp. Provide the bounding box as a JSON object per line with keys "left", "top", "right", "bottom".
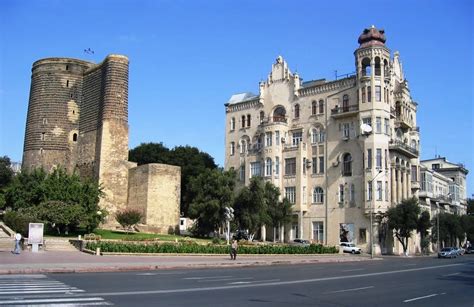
{"left": 85, "top": 241, "right": 337, "bottom": 254}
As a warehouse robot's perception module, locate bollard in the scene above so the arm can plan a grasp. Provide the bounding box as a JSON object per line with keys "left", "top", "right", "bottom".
{"left": 96, "top": 247, "right": 101, "bottom": 256}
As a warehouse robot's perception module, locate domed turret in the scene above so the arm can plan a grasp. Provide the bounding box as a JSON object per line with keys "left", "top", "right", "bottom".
{"left": 358, "top": 25, "right": 386, "bottom": 48}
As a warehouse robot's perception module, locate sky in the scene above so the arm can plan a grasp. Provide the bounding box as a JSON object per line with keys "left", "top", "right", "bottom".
{"left": 0, "top": 0, "right": 473, "bottom": 195}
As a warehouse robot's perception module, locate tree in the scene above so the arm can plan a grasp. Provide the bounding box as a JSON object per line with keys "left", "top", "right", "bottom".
{"left": 0, "top": 156, "right": 14, "bottom": 189}
{"left": 233, "top": 177, "right": 268, "bottom": 241}
{"left": 265, "top": 182, "right": 293, "bottom": 242}
{"left": 467, "top": 198, "right": 474, "bottom": 215}
{"left": 431, "top": 213, "right": 464, "bottom": 247}
{"left": 115, "top": 209, "right": 143, "bottom": 233}
{"left": 34, "top": 200, "right": 85, "bottom": 235}
{"left": 387, "top": 197, "right": 420, "bottom": 255}
{"left": 417, "top": 210, "right": 431, "bottom": 254}
{"left": 129, "top": 143, "right": 218, "bottom": 216}
{"left": 187, "top": 169, "right": 236, "bottom": 237}
{"left": 461, "top": 214, "right": 474, "bottom": 243}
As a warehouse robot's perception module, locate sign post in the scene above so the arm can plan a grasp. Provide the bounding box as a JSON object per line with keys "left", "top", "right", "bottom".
{"left": 28, "top": 223, "right": 44, "bottom": 253}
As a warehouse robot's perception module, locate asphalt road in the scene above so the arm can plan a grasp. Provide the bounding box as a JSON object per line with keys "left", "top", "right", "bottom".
{"left": 1, "top": 255, "right": 473, "bottom": 306}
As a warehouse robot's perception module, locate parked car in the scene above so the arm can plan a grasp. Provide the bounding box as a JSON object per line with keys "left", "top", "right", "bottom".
{"left": 340, "top": 242, "right": 361, "bottom": 254}
{"left": 438, "top": 247, "right": 458, "bottom": 258}
{"left": 455, "top": 247, "right": 465, "bottom": 256}
{"left": 291, "top": 239, "right": 310, "bottom": 247}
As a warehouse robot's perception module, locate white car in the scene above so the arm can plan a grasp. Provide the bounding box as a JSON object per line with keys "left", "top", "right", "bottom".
{"left": 340, "top": 242, "right": 361, "bottom": 254}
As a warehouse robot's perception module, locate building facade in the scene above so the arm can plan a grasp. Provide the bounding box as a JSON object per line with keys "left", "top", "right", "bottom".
{"left": 224, "top": 27, "right": 422, "bottom": 254}
{"left": 22, "top": 55, "right": 180, "bottom": 233}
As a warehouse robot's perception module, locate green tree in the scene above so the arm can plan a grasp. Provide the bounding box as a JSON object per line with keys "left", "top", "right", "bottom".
{"left": 115, "top": 209, "right": 143, "bottom": 233}
{"left": 417, "top": 210, "right": 431, "bottom": 254}
{"left": 432, "top": 213, "right": 464, "bottom": 247}
{"left": 387, "top": 197, "right": 420, "bottom": 255}
{"left": 467, "top": 198, "right": 474, "bottom": 215}
{"left": 233, "top": 177, "right": 269, "bottom": 240}
{"left": 129, "top": 143, "right": 217, "bottom": 216}
{"left": 34, "top": 200, "right": 85, "bottom": 235}
{"left": 461, "top": 214, "right": 474, "bottom": 243}
{"left": 187, "top": 169, "right": 236, "bottom": 237}
{"left": 0, "top": 156, "right": 14, "bottom": 189}
{"left": 265, "top": 182, "right": 293, "bottom": 242}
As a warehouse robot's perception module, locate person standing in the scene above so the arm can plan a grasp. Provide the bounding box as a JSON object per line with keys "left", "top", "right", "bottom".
{"left": 13, "top": 233, "right": 22, "bottom": 254}
{"left": 230, "top": 239, "right": 238, "bottom": 260}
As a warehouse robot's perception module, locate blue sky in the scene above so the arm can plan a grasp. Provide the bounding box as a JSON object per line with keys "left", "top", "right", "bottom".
{"left": 0, "top": 0, "right": 473, "bottom": 195}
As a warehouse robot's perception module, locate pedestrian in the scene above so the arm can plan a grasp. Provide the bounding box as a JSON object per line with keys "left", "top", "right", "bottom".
{"left": 230, "top": 239, "right": 238, "bottom": 260}
{"left": 13, "top": 233, "right": 22, "bottom": 254}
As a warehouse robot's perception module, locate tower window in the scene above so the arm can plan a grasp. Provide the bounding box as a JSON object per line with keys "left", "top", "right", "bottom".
{"left": 41, "top": 132, "right": 45, "bottom": 141}
{"left": 294, "top": 104, "right": 300, "bottom": 118}
{"left": 73, "top": 133, "right": 78, "bottom": 142}
{"left": 342, "top": 153, "right": 352, "bottom": 176}
{"left": 247, "top": 114, "right": 251, "bottom": 127}
{"left": 319, "top": 100, "right": 324, "bottom": 114}
{"left": 66, "top": 65, "right": 69, "bottom": 71}
{"left": 375, "top": 57, "right": 381, "bottom": 76}
{"left": 361, "top": 58, "right": 371, "bottom": 76}
{"left": 311, "top": 101, "right": 317, "bottom": 115}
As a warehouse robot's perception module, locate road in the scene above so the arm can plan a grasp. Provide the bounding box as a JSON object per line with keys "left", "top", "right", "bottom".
{"left": 0, "top": 256, "right": 472, "bottom": 306}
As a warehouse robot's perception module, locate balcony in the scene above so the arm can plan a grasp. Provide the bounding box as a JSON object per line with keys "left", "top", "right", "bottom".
{"left": 394, "top": 113, "right": 413, "bottom": 129}
{"left": 411, "top": 181, "right": 420, "bottom": 190}
{"left": 259, "top": 116, "right": 288, "bottom": 128}
{"left": 389, "top": 140, "right": 419, "bottom": 158}
{"left": 330, "top": 104, "right": 359, "bottom": 119}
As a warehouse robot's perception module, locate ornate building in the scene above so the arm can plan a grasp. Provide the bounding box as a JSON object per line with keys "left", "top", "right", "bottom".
{"left": 224, "top": 27, "right": 422, "bottom": 254}
{"left": 22, "top": 55, "right": 180, "bottom": 233}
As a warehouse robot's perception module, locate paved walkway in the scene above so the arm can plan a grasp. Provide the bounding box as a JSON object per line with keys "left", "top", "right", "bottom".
{"left": 0, "top": 250, "right": 375, "bottom": 274}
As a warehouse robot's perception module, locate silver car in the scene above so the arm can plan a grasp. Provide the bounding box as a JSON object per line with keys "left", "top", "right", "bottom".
{"left": 438, "top": 247, "right": 458, "bottom": 258}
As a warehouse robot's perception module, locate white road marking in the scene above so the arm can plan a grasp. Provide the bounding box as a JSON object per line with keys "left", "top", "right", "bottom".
{"left": 0, "top": 289, "right": 84, "bottom": 294}
{"left": 228, "top": 281, "right": 253, "bottom": 285}
{"left": 325, "top": 286, "right": 374, "bottom": 294}
{"left": 198, "top": 277, "right": 253, "bottom": 283}
{"left": 184, "top": 276, "right": 232, "bottom": 280}
{"left": 0, "top": 274, "right": 47, "bottom": 279}
{"left": 341, "top": 268, "right": 365, "bottom": 272}
{"left": 76, "top": 262, "right": 466, "bottom": 297}
{"left": 228, "top": 279, "right": 281, "bottom": 285}
{"left": 442, "top": 272, "right": 460, "bottom": 277}
{"left": 22, "top": 303, "right": 113, "bottom": 306}
{"left": 403, "top": 293, "right": 438, "bottom": 303}
{"left": 137, "top": 272, "right": 185, "bottom": 276}
{"left": 0, "top": 297, "right": 106, "bottom": 305}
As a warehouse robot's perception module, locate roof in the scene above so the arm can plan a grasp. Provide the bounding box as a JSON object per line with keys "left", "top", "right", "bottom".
{"left": 226, "top": 92, "right": 258, "bottom": 105}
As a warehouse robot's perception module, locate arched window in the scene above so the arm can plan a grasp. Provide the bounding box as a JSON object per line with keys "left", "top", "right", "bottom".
{"left": 313, "top": 187, "right": 324, "bottom": 203}
{"left": 240, "top": 139, "right": 246, "bottom": 154}
{"left": 384, "top": 59, "right": 389, "bottom": 76}
{"left": 275, "top": 156, "right": 280, "bottom": 176}
{"left": 230, "top": 117, "right": 235, "bottom": 131}
{"left": 311, "top": 101, "right": 317, "bottom": 115}
{"left": 72, "top": 133, "right": 78, "bottom": 142}
{"left": 247, "top": 114, "right": 251, "bottom": 127}
{"left": 230, "top": 142, "right": 235, "bottom": 156}
{"left": 260, "top": 111, "right": 265, "bottom": 123}
{"left": 241, "top": 115, "right": 246, "bottom": 128}
{"left": 339, "top": 184, "right": 345, "bottom": 202}
{"left": 273, "top": 106, "right": 287, "bottom": 122}
{"left": 294, "top": 104, "right": 300, "bottom": 118}
{"left": 317, "top": 100, "right": 323, "bottom": 114}
{"left": 342, "top": 95, "right": 349, "bottom": 112}
{"left": 375, "top": 57, "right": 381, "bottom": 76}
{"left": 265, "top": 158, "right": 272, "bottom": 176}
{"left": 311, "top": 128, "right": 318, "bottom": 144}
{"left": 411, "top": 139, "right": 417, "bottom": 149}
{"left": 342, "top": 153, "right": 352, "bottom": 176}
{"left": 362, "top": 57, "right": 371, "bottom": 76}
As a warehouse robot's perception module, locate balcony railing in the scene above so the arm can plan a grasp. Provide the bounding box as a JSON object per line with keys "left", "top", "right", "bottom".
{"left": 389, "top": 140, "right": 419, "bottom": 158}
{"left": 331, "top": 104, "right": 359, "bottom": 118}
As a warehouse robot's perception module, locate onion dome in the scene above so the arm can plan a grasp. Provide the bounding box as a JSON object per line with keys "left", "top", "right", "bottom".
{"left": 358, "top": 25, "right": 386, "bottom": 48}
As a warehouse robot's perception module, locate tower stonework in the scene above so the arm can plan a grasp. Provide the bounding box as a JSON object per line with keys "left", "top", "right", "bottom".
{"left": 22, "top": 55, "right": 180, "bottom": 232}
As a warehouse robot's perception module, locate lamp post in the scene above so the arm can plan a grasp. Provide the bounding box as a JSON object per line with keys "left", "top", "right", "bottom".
{"left": 437, "top": 203, "right": 440, "bottom": 253}
{"left": 224, "top": 207, "right": 234, "bottom": 245}
{"left": 369, "top": 170, "right": 383, "bottom": 259}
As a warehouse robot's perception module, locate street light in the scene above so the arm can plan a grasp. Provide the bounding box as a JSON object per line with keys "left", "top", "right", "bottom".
{"left": 224, "top": 207, "right": 234, "bottom": 245}
{"left": 369, "top": 169, "right": 383, "bottom": 259}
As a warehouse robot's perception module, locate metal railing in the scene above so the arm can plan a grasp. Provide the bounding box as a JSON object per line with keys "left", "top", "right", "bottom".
{"left": 389, "top": 140, "right": 419, "bottom": 156}
{"left": 331, "top": 104, "right": 359, "bottom": 115}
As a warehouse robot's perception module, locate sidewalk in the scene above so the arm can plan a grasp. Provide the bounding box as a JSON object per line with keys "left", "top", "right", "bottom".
{"left": 0, "top": 250, "right": 376, "bottom": 274}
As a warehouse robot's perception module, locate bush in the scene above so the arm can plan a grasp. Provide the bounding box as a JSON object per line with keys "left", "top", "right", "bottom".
{"left": 115, "top": 210, "right": 143, "bottom": 233}
{"left": 3, "top": 210, "right": 35, "bottom": 236}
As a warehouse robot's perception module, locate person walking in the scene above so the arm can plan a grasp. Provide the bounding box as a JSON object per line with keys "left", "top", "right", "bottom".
{"left": 230, "top": 239, "right": 238, "bottom": 260}
{"left": 13, "top": 233, "right": 22, "bottom": 254}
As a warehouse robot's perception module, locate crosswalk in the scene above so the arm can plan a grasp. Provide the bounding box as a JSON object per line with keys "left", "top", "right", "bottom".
{"left": 0, "top": 275, "right": 112, "bottom": 306}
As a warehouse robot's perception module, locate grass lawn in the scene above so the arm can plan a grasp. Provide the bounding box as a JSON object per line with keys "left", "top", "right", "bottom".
{"left": 93, "top": 229, "right": 212, "bottom": 243}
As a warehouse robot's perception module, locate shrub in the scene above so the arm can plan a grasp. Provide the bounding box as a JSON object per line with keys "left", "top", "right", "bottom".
{"left": 3, "top": 210, "right": 36, "bottom": 237}
{"left": 115, "top": 210, "right": 143, "bottom": 233}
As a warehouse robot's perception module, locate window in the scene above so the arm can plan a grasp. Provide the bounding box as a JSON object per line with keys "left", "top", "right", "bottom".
{"left": 247, "top": 114, "right": 251, "bottom": 127}
{"left": 239, "top": 165, "right": 245, "bottom": 181}
{"left": 66, "top": 80, "right": 69, "bottom": 87}
{"left": 230, "top": 142, "right": 235, "bottom": 156}
{"left": 42, "top": 118, "right": 48, "bottom": 125}
{"left": 302, "top": 186, "right": 306, "bottom": 204}
{"left": 312, "top": 157, "right": 317, "bottom": 174}
{"left": 384, "top": 118, "right": 390, "bottom": 135}
{"left": 319, "top": 157, "right": 324, "bottom": 174}
{"left": 376, "top": 117, "right": 382, "bottom": 133}
{"left": 230, "top": 117, "right": 235, "bottom": 131}
{"left": 294, "top": 104, "right": 300, "bottom": 118}
{"left": 375, "top": 86, "right": 381, "bottom": 102}
{"left": 311, "top": 129, "right": 318, "bottom": 144}
{"left": 72, "top": 133, "right": 78, "bottom": 142}
{"left": 377, "top": 181, "right": 383, "bottom": 200}
{"left": 313, "top": 222, "right": 324, "bottom": 243}
{"left": 312, "top": 101, "right": 317, "bottom": 115}
{"left": 342, "top": 95, "right": 349, "bottom": 111}
{"left": 275, "top": 131, "right": 280, "bottom": 146}
{"left": 259, "top": 111, "right": 265, "bottom": 122}
{"left": 275, "top": 157, "right": 280, "bottom": 176}
{"left": 319, "top": 130, "right": 325, "bottom": 142}
{"left": 339, "top": 185, "right": 344, "bottom": 203}
{"left": 313, "top": 187, "right": 324, "bottom": 203}
{"left": 265, "top": 132, "right": 272, "bottom": 147}
{"left": 376, "top": 149, "right": 382, "bottom": 168}
{"left": 350, "top": 184, "right": 355, "bottom": 203}
{"left": 367, "top": 86, "right": 371, "bottom": 102}
{"left": 285, "top": 158, "right": 296, "bottom": 176}
{"left": 362, "top": 87, "right": 366, "bottom": 103}
{"left": 367, "top": 149, "right": 372, "bottom": 169}
{"left": 240, "top": 139, "right": 246, "bottom": 154}
{"left": 363, "top": 117, "right": 372, "bottom": 128}
{"left": 385, "top": 181, "right": 389, "bottom": 201}
{"left": 342, "top": 153, "right": 352, "bottom": 176}
{"left": 241, "top": 115, "right": 245, "bottom": 128}
{"left": 367, "top": 182, "right": 373, "bottom": 201}
{"left": 342, "top": 123, "right": 350, "bottom": 139}
{"left": 41, "top": 132, "right": 45, "bottom": 141}
{"left": 359, "top": 228, "right": 367, "bottom": 244}
{"left": 362, "top": 57, "right": 371, "bottom": 76}
{"left": 292, "top": 131, "right": 303, "bottom": 146}
{"left": 432, "top": 164, "right": 440, "bottom": 170}
{"left": 250, "top": 162, "right": 261, "bottom": 177}
{"left": 375, "top": 57, "right": 381, "bottom": 76}
{"left": 411, "top": 165, "right": 418, "bottom": 181}
{"left": 319, "top": 100, "right": 324, "bottom": 114}
{"left": 265, "top": 158, "right": 272, "bottom": 176}
{"left": 66, "top": 65, "right": 69, "bottom": 71}
{"left": 384, "top": 149, "right": 388, "bottom": 169}
{"left": 285, "top": 187, "right": 296, "bottom": 204}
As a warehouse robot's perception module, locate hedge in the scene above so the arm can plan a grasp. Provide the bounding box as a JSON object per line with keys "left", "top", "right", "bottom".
{"left": 85, "top": 241, "right": 338, "bottom": 254}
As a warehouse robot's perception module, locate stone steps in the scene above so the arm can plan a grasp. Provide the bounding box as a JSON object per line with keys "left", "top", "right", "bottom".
{"left": 43, "top": 238, "right": 78, "bottom": 251}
